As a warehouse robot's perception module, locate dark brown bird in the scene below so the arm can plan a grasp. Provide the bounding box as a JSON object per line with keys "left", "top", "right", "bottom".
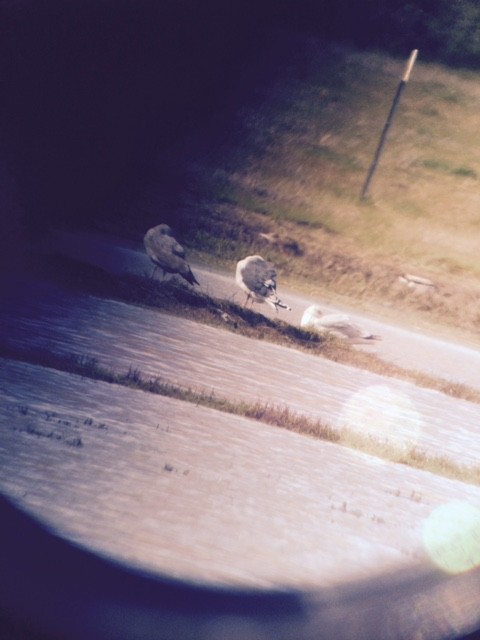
{"left": 144, "top": 224, "right": 199, "bottom": 286}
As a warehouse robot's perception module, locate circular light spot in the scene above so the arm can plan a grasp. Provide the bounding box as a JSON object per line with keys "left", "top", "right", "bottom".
{"left": 340, "top": 384, "right": 422, "bottom": 450}
{"left": 422, "top": 501, "right": 480, "bottom": 574}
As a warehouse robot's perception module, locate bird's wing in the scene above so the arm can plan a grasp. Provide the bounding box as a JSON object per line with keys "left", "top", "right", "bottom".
{"left": 241, "top": 258, "right": 275, "bottom": 297}
{"left": 145, "top": 227, "right": 186, "bottom": 258}
{"left": 318, "top": 313, "right": 351, "bottom": 327}
{"left": 170, "top": 238, "right": 186, "bottom": 259}
{"left": 144, "top": 230, "right": 162, "bottom": 263}
{"left": 318, "top": 314, "right": 379, "bottom": 340}
{"left": 256, "top": 261, "right": 277, "bottom": 295}
{"left": 318, "top": 314, "right": 361, "bottom": 337}
{"left": 262, "top": 264, "right": 277, "bottom": 291}
{"left": 145, "top": 234, "right": 180, "bottom": 268}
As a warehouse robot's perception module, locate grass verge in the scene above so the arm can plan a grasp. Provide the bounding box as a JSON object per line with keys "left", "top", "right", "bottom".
{"left": 2, "top": 343, "right": 480, "bottom": 487}
{"left": 128, "top": 34, "right": 480, "bottom": 346}
{"left": 41, "top": 253, "right": 480, "bottom": 406}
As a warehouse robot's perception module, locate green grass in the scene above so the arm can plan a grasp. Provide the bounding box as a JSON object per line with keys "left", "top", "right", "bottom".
{"left": 420, "top": 158, "right": 477, "bottom": 178}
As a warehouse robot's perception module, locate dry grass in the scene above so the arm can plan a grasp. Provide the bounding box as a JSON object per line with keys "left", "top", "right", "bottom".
{"left": 4, "top": 342, "right": 480, "bottom": 486}
{"left": 134, "top": 33, "right": 480, "bottom": 346}
{"left": 37, "top": 253, "right": 480, "bottom": 406}
{"left": 13, "top": 37, "right": 480, "bottom": 490}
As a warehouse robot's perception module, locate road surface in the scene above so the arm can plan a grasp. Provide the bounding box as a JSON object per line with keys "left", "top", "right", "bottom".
{"left": 1, "top": 229, "right": 480, "bottom": 638}
{"left": 46, "top": 229, "right": 480, "bottom": 391}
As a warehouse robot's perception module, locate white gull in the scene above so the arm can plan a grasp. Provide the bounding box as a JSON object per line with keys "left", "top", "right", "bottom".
{"left": 301, "top": 304, "right": 381, "bottom": 342}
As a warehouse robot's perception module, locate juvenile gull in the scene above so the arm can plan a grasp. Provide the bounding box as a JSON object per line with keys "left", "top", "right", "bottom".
{"left": 235, "top": 255, "right": 291, "bottom": 311}
{"left": 301, "top": 304, "right": 381, "bottom": 342}
{"left": 144, "top": 224, "right": 199, "bottom": 286}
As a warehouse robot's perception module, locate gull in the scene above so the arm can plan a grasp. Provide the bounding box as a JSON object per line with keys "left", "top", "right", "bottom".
{"left": 301, "top": 305, "right": 381, "bottom": 342}
{"left": 235, "top": 255, "right": 291, "bottom": 312}
{"left": 143, "top": 224, "right": 199, "bottom": 286}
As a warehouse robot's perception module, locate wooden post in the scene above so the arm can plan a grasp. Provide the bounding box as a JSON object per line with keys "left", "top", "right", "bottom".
{"left": 360, "top": 49, "right": 418, "bottom": 200}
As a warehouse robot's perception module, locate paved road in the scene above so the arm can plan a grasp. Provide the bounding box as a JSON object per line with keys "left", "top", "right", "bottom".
{"left": 47, "top": 229, "right": 480, "bottom": 391}
{"left": 1, "top": 229, "right": 480, "bottom": 637}
{"left": 4, "top": 356, "right": 480, "bottom": 639}
{"left": 2, "top": 349, "right": 480, "bottom": 591}
{"left": 1, "top": 281, "right": 480, "bottom": 466}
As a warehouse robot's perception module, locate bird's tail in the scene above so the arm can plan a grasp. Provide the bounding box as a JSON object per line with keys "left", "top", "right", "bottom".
{"left": 184, "top": 268, "right": 200, "bottom": 286}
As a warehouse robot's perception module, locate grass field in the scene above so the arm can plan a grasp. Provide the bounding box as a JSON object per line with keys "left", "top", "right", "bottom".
{"left": 133, "top": 29, "right": 480, "bottom": 345}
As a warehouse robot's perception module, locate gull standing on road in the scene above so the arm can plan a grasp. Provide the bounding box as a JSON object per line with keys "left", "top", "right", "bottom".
{"left": 144, "top": 224, "right": 199, "bottom": 286}
{"left": 301, "top": 304, "right": 380, "bottom": 342}
{"left": 235, "top": 255, "right": 291, "bottom": 312}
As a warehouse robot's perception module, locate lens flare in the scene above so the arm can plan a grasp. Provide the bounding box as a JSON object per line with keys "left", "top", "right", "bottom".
{"left": 422, "top": 501, "right": 480, "bottom": 574}
{"left": 340, "top": 384, "right": 422, "bottom": 450}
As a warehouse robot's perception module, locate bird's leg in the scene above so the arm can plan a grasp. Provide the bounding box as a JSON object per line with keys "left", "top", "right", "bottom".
{"left": 244, "top": 293, "right": 252, "bottom": 308}
{"left": 150, "top": 265, "right": 167, "bottom": 282}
